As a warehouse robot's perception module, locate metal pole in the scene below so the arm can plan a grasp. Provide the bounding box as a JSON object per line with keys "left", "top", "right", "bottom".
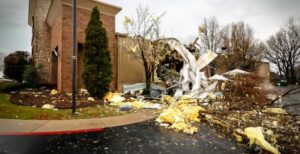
{"left": 72, "top": 0, "right": 77, "bottom": 114}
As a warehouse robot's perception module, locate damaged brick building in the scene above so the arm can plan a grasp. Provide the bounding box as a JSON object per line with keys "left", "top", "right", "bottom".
{"left": 28, "top": 0, "right": 270, "bottom": 94}
{"left": 28, "top": 0, "right": 121, "bottom": 93}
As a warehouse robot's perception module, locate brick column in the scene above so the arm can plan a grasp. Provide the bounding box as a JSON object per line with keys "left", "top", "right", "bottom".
{"left": 32, "top": 0, "right": 52, "bottom": 83}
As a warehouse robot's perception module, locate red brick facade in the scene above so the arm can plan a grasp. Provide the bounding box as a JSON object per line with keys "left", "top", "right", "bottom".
{"left": 31, "top": 0, "right": 52, "bottom": 83}
{"left": 30, "top": 0, "right": 120, "bottom": 93}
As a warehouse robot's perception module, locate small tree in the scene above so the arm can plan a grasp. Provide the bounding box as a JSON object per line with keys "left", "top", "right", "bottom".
{"left": 22, "top": 64, "right": 41, "bottom": 87}
{"left": 82, "top": 7, "right": 112, "bottom": 98}
{"left": 123, "top": 5, "right": 164, "bottom": 93}
{"left": 4, "top": 51, "right": 30, "bottom": 82}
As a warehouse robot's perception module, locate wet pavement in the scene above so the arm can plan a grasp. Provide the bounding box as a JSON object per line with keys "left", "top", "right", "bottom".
{"left": 282, "top": 89, "right": 300, "bottom": 116}
{"left": 0, "top": 120, "right": 252, "bottom": 154}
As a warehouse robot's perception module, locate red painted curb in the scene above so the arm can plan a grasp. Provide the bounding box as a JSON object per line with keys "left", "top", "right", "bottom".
{"left": 0, "top": 128, "right": 104, "bottom": 136}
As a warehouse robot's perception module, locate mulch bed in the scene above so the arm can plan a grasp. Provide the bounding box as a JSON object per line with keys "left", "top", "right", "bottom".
{"left": 10, "top": 87, "right": 104, "bottom": 109}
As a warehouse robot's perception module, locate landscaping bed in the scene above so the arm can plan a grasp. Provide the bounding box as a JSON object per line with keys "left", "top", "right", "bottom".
{"left": 0, "top": 93, "right": 127, "bottom": 120}
{"left": 10, "top": 87, "right": 102, "bottom": 109}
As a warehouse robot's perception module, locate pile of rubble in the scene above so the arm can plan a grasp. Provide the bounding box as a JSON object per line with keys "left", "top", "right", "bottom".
{"left": 102, "top": 38, "right": 299, "bottom": 153}
{"left": 220, "top": 73, "right": 269, "bottom": 110}
{"left": 206, "top": 106, "right": 299, "bottom": 154}
{"left": 150, "top": 38, "right": 299, "bottom": 154}
{"left": 154, "top": 81, "right": 299, "bottom": 153}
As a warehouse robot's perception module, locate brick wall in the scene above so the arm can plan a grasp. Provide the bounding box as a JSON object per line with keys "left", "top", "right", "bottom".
{"left": 50, "top": 5, "right": 62, "bottom": 85}
{"left": 59, "top": 4, "right": 117, "bottom": 92}
{"left": 32, "top": 0, "right": 52, "bottom": 83}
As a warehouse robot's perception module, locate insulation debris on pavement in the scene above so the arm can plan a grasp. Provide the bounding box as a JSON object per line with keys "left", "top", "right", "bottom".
{"left": 107, "top": 93, "right": 162, "bottom": 110}
{"left": 156, "top": 97, "right": 205, "bottom": 134}
{"left": 111, "top": 38, "right": 299, "bottom": 153}
{"left": 244, "top": 127, "right": 279, "bottom": 154}
{"left": 155, "top": 39, "right": 298, "bottom": 153}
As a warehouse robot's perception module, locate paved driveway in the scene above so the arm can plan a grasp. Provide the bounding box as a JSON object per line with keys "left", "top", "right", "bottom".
{"left": 282, "top": 88, "right": 300, "bottom": 115}
{"left": 0, "top": 120, "right": 251, "bottom": 154}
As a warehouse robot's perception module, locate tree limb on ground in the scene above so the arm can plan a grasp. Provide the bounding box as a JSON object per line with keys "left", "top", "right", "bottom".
{"left": 270, "top": 86, "right": 300, "bottom": 105}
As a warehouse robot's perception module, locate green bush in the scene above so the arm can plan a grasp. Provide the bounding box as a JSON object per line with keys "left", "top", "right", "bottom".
{"left": 82, "top": 7, "right": 112, "bottom": 98}
{"left": 4, "top": 51, "right": 30, "bottom": 82}
{"left": 0, "top": 81, "right": 24, "bottom": 93}
{"left": 22, "top": 65, "right": 41, "bottom": 87}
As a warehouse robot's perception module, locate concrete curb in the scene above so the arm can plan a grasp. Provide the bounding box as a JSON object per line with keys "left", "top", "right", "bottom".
{"left": 0, "top": 128, "right": 104, "bottom": 136}
{"left": 0, "top": 110, "right": 158, "bottom": 136}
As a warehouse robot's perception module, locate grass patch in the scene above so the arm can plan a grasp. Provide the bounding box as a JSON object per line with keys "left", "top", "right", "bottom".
{"left": 0, "top": 93, "right": 126, "bottom": 120}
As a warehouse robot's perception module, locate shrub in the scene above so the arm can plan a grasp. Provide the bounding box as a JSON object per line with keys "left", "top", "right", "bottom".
{"left": 0, "top": 81, "right": 24, "bottom": 93}
{"left": 22, "top": 65, "right": 41, "bottom": 87}
{"left": 4, "top": 51, "right": 30, "bottom": 82}
{"left": 82, "top": 7, "right": 112, "bottom": 98}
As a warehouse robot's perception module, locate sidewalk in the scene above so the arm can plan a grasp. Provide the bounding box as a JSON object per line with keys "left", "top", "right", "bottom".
{"left": 0, "top": 110, "right": 158, "bottom": 135}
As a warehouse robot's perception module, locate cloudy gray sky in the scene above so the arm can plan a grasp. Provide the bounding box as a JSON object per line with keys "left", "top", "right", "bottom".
{"left": 0, "top": 0, "right": 299, "bottom": 55}
{"left": 0, "top": 0, "right": 31, "bottom": 55}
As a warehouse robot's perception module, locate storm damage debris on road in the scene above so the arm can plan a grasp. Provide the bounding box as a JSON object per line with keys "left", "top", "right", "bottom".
{"left": 153, "top": 73, "right": 299, "bottom": 153}
{"left": 156, "top": 96, "right": 205, "bottom": 134}
{"left": 106, "top": 92, "right": 162, "bottom": 110}
{"left": 148, "top": 38, "right": 299, "bottom": 153}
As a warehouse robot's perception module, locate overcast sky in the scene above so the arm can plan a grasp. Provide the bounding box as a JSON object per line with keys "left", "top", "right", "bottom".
{"left": 0, "top": 0, "right": 31, "bottom": 55}
{"left": 0, "top": 0, "right": 299, "bottom": 55}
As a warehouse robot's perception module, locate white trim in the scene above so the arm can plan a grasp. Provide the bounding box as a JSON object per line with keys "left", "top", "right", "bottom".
{"left": 92, "top": 0, "right": 122, "bottom": 10}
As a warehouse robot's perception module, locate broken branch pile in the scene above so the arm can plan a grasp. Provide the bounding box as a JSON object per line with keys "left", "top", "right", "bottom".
{"left": 152, "top": 38, "right": 299, "bottom": 154}
{"left": 222, "top": 73, "right": 269, "bottom": 110}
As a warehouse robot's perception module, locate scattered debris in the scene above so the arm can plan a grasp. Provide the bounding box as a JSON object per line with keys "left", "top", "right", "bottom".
{"left": 87, "top": 97, "right": 95, "bottom": 102}
{"left": 157, "top": 38, "right": 217, "bottom": 98}
{"left": 267, "top": 93, "right": 278, "bottom": 101}
{"left": 244, "top": 127, "right": 279, "bottom": 154}
{"left": 42, "top": 104, "right": 55, "bottom": 109}
{"left": 107, "top": 92, "right": 162, "bottom": 110}
{"left": 223, "top": 69, "right": 250, "bottom": 76}
{"left": 123, "top": 83, "right": 166, "bottom": 94}
{"left": 103, "top": 91, "right": 113, "bottom": 101}
{"left": 79, "top": 88, "right": 88, "bottom": 94}
{"left": 108, "top": 94, "right": 126, "bottom": 103}
{"left": 10, "top": 87, "right": 103, "bottom": 109}
{"left": 50, "top": 89, "right": 58, "bottom": 95}
{"left": 262, "top": 108, "right": 287, "bottom": 114}
{"left": 119, "top": 105, "right": 133, "bottom": 111}
{"left": 222, "top": 74, "right": 269, "bottom": 110}
{"left": 152, "top": 38, "right": 299, "bottom": 153}
{"left": 208, "top": 74, "right": 229, "bottom": 81}
{"left": 111, "top": 100, "right": 161, "bottom": 110}
{"left": 156, "top": 97, "right": 205, "bottom": 134}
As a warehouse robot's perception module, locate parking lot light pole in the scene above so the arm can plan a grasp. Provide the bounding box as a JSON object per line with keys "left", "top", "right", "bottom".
{"left": 72, "top": 0, "right": 77, "bottom": 114}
